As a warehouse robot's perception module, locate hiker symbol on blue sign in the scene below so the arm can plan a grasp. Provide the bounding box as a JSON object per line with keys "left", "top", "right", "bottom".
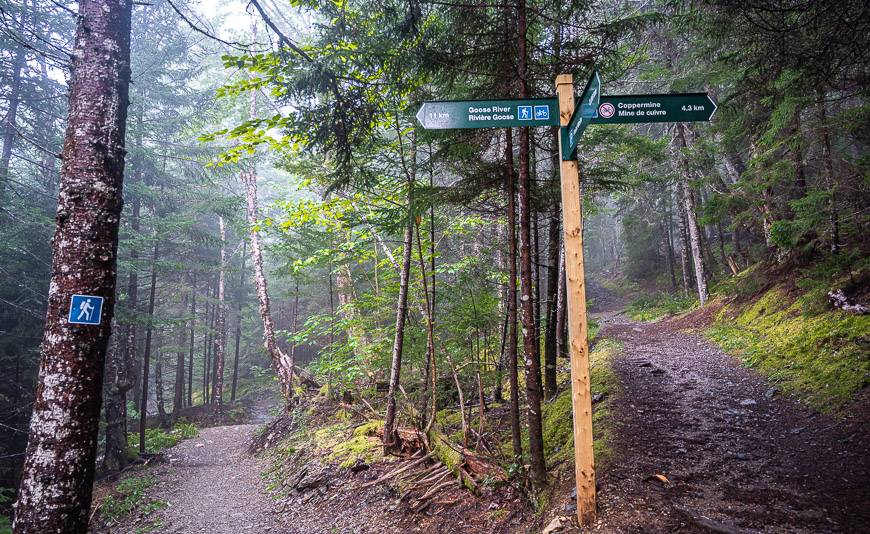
{"left": 518, "top": 106, "right": 532, "bottom": 120}
{"left": 68, "top": 294, "right": 104, "bottom": 325}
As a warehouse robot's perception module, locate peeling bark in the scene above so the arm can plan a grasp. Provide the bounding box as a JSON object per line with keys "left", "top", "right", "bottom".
{"left": 212, "top": 217, "right": 228, "bottom": 408}
{"left": 242, "top": 169, "right": 295, "bottom": 397}
{"left": 678, "top": 125, "right": 709, "bottom": 305}
{"left": 14, "top": 0, "right": 132, "bottom": 529}
{"left": 230, "top": 241, "right": 246, "bottom": 402}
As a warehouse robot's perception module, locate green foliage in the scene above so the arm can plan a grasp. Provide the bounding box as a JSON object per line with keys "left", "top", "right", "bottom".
{"left": 99, "top": 475, "right": 167, "bottom": 524}
{"left": 541, "top": 340, "right": 622, "bottom": 468}
{"left": 627, "top": 293, "right": 698, "bottom": 321}
{"left": 128, "top": 421, "right": 199, "bottom": 454}
{"left": 769, "top": 191, "right": 832, "bottom": 251}
{"left": 0, "top": 487, "right": 10, "bottom": 534}
{"left": 708, "top": 286, "right": 869, "bottom": 411}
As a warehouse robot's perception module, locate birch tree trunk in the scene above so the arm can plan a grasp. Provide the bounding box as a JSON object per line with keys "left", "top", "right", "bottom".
{"left": 555, "top": 243, "right": 567, "bottom": 359}
{"left": 242, "top": 170, "right": 295, "bottom": 397}
{"left": 14, "top": 0, "right": 132, "bottom": 528}
{"left": 677, "top": 125, "right": 709, "bottom": 305}
{"left": 212, "top": 217, "right": 228, "bottom": 408}
{"left": 230, "top": 241, "right": 246, "bottom": 402}
{"left": 674, "top": 183, "right": 693, "bottom": 295}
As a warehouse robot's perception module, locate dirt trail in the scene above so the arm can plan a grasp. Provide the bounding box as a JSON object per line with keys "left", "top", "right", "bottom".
{"left": 590, "top": 307, "right": 870, "bottom": 533}
{"left": 137, "top": 424, "right": 286, "bottom": 533}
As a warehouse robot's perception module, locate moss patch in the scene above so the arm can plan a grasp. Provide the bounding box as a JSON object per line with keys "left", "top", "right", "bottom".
{"left": 327, "top": 435, "right": 383, "bottom": 468}
{"left": 541, "top": 339, "right": 622, "bottom": 469}
{"left": 627, "top": 293, "right": 698, "bottom": 321}
{"left": 708, "top": 285, "right": 869, "bottom": 411}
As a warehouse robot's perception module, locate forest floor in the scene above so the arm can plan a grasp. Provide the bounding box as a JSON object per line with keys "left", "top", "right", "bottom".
{"left": 574, "top": 296, "right": 870, "bottom": 533}
{"left": 134, "top": 424, "right": 288, "bottom": 533}
{"left": 98, "top": 292, "right": 869, "bottom": 534}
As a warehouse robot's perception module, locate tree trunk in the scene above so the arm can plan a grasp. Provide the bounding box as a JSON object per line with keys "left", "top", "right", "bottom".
{"left": 154, "top": 336, "right": 167, "bottom": 426}
{"left": 504, "top": 128, "right": 522, "bottom": 462}
{"left": 533, "top": 208, "right": 542, "bottom": 386}
{"left": 125, "top": 106, "right": 144, "bottom": 413}
{"left": 203, "top": 281, "right": 214, "bottom": 404}
{"left": 664, "top": 212, "right": 678, "bottom": 292}
{"left": 173, "top": 298, "right": 186, "bottom": 420}
{"left": 0, "top": 33, "right": 25, "bottom": 194}
{"left": 544, "top": 208, "right": 560, "bottom": 399}
{"left": 104, "top": 104, "right": 141, "bottom": 469}
{"left": 555, "top": 242, "right": 567, "bottom": 359}
{"left": 674, "top": 183, "right": 693, "bottom": 295}
{"left": 231, "top": 240, "right": 246, "bottom": 402}
{"left": 414, "top": 219, "right": 437, "bottom": 432}
{"left": 677, "top": 125, "right": 709, "bottom": 305}
{"left": 242, "top": 168, "right": 295, "bottom": 396}
{"left": 817, "top": 89, "right": 840, "bottom": 253}
{"left": 14, "top": 0, "right": 132, "bottom": 527}
{"left": 139, "top": 238, "right": 160, "bottom": 450}
{"left": 187, "top": 272, "right": 196, "bottom": 407}
{"left": 103, "top": 331, "right": 129, "bottom": 472}
{"left": 212, "top": 217, "right": 228, "bottom": 409}
{"left": 517, "top": 0, "right": 546, "bottom": 486}
{"left": 383, "top": 182, "right": 414, "bottom": 448}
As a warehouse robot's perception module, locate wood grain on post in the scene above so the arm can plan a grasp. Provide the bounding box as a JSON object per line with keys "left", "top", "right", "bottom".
{"left": 555, "top": 73, "right": 596, "bottom": 526}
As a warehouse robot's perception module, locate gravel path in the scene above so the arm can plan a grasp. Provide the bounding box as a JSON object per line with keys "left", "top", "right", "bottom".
{"left": 591, "top": 309, "right": 870, "bottom": 533}
{"left": 144, "top": 424, "right": 286, "bottom": 533}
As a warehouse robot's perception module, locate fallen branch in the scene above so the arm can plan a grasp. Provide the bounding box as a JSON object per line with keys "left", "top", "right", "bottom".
{"left": 361, "top": 451, "right": 434, "bottom": 488}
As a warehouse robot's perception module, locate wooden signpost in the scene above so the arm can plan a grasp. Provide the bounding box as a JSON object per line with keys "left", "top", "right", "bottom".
{"left": 416, "top": 70, "right": 716, "bottom": 528}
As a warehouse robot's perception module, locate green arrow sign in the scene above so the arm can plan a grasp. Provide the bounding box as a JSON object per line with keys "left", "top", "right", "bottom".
{"left": 416, "top": 98, "right": 559, "bottom": 129}
{"left": 590, "top": 93, "right": 717, "bottom": 124}
{"left": 561, "top": 71, "right": 601, "bottom": 160}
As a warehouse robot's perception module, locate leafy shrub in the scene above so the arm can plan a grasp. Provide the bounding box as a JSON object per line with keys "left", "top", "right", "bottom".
{"left": 627, "top": 293, "right": 697, "bottom": 321}
{"left": 99, "top": 475, "right": 167, "bottom": 524}
{"left": 127, "top": 421, "right": 199, "bottom": 454}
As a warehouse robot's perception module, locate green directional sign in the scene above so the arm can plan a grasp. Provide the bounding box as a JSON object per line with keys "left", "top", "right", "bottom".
{"left": 590, "top": 93, "right": 717, "bottom": 124}
{"left": 416, "top": 98, "right": 559, "bottom": 129}
{"left": 561, "top": 71, "right": 601, "bottom": 160}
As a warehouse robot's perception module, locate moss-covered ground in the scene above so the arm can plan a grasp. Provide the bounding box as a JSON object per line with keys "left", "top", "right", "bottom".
{"left": 541, "top": 339, "right": 622, "bottom": 470}
{"left": 708, "top": 285, "right": 868, "bottom": 411}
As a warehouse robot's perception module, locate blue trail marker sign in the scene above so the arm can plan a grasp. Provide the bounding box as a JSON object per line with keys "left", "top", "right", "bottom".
{"left": 68, "top": 294, "right": 104, "bottom": 325}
